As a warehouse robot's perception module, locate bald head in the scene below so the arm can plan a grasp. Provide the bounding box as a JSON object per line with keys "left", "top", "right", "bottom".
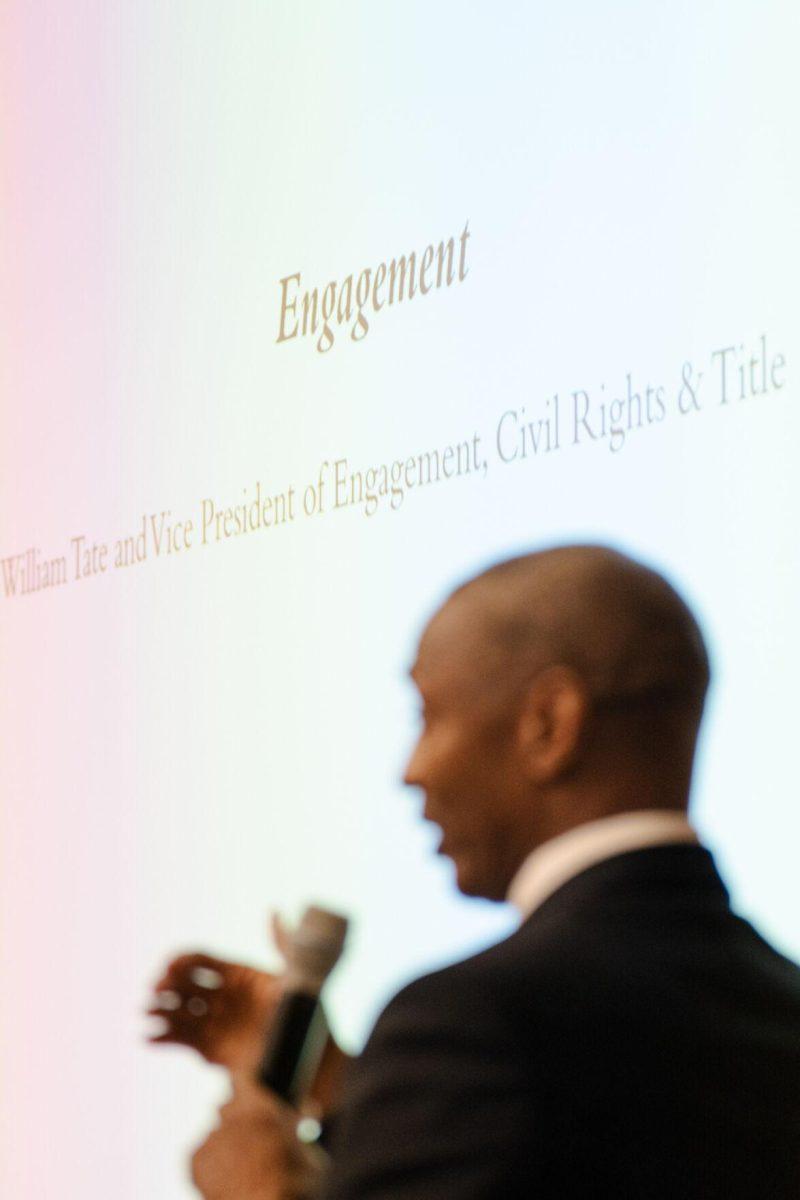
{"left": 405, "top": 547, "right": 710, "bottom": 897}
{"left": 442, "top": 544, "right": 710, "bottom": 713}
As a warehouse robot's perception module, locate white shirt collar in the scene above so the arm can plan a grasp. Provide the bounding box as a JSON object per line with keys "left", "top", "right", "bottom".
{"left": 506, "top": 809, "right": 698, "bottom": 920}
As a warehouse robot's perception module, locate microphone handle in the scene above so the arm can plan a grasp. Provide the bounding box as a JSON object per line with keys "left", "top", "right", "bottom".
{"left": 257, "top": 988, "right": 323, "bottom": 1105}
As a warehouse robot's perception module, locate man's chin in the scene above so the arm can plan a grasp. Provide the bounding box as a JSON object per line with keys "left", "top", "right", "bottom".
{"left": 451, "top": 857, "right": 505, "bottom": 902}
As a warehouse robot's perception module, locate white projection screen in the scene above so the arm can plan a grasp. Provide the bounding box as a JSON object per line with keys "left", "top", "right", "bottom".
{"left": 2, "top": 4, "right": 799, "bottom": 1196}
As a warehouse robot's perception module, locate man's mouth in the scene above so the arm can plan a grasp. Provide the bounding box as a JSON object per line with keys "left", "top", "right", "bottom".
{"left": 435, "top": 833, "right": 459, "bottom": 859}
{"left": 421, "top": 809, "right": 453, "bottom": 857}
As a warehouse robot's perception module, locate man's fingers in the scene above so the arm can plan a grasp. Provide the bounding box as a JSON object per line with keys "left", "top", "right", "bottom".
{"left": 147, "top": 984, "right": 222, "bottom": 1019}
{"left": 145, "top": 1002, "right": 215, "bottom": 1049}
{"left": 146, "top": 1005, "right": 211, "bottom": 1036}
{"left": 191, "top": 1083, "right": 326, "bottom": 1199}
{"left": 152, "top": 952, "right": 230, "bottom": 992}
{"left": 146, "top": 1023, "right": 210, "bottom": 1050}
{"left": 220, "top": 1077, "right": 288, "bottom": 1124}
{"left": 147, "top": 1029, "right": 193, "bottom": 1046}
{"left": 148, "top": 989, "right": 183, "bottom": 1012}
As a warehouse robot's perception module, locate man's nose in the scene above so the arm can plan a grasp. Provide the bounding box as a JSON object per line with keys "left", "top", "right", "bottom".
{"left": 402, "top": 737, "right": 425, "bottom": 789}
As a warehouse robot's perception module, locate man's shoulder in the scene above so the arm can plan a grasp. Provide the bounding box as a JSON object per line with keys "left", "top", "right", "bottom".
{"left": 374, "top": 843, "right": 800, "bottom": 1046}
{"left": 328, "top": 930, "right": 546, "bottom": 1199}
{"left": 338, "top": 926, "right": 545, "bottom": 1165}
{"left": 384, "top": 873, "right": 638, "bottom": 1012}
{"left": 368, "top": 914, "right": 576, "bottom": 1050}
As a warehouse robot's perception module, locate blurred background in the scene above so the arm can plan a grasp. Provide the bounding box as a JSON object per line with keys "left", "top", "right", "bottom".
{"left": 2, "top": 3, "right": 798, "bottom": 1195}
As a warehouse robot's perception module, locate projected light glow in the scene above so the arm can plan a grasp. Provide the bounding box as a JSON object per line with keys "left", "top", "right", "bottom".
{"left": 2, "top": 3, "right": 798, "bottom": 1198}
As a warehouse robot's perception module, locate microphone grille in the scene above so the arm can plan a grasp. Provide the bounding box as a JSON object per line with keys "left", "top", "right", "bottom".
{"left": 287, "top": 905, "right": 349, "bottom": 990}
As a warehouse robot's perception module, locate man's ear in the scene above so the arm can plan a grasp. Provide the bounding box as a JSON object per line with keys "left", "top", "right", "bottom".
{"left": 515, "top": 666, "right": 589, "bottom": 781}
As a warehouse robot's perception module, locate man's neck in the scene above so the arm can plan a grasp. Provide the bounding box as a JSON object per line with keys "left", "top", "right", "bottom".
{"left": 506, "top": 809, "right": 698, "bottom": 920}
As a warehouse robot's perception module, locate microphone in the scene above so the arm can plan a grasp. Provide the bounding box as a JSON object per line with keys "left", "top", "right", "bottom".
{"left": 257, "top": 905, "right": 349, "bottom": 1106}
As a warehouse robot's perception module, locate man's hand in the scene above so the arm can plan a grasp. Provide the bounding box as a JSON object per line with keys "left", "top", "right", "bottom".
{"left": 147, "top": 950, "right": 281, "bottom": 1073}
{"left": 146, "top": 917, "right": 352, "bottom": 1113}
{"left": 191, "top": 1076, "right": 327, "bottom": 1200}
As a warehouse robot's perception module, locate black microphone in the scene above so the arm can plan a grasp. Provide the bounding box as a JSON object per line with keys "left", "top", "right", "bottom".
{"left": 257, "top": 905, "right": 348, "bottom": 1106}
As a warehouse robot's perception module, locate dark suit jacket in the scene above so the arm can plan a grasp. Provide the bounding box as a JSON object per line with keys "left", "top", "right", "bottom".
{"left": 323, "top": 845, "right": 800, "bottom": 1199}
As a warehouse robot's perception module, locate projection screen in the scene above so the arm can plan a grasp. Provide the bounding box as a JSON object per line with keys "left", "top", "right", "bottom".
{"left": 2, "top": 3, "right": 798, "bottom": 1195}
